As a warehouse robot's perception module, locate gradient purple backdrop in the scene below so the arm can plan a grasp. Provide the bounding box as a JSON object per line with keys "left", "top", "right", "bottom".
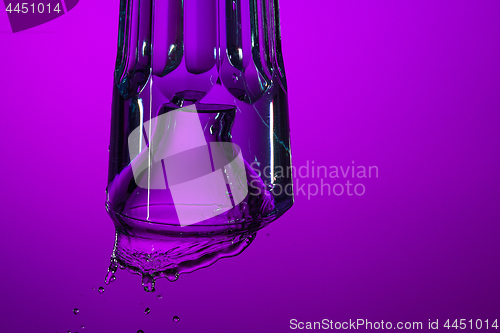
{"left": 0, "top": 1, "right": 499, "bottom": 332}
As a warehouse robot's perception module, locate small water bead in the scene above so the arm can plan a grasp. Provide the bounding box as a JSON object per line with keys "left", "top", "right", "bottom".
{"left": 141, "top": 275, "right": 156, "bottom": 292}
{"left": 173, "top": 316, "right": 180, "bottom": 323}
{"left": 81, "top": 325, "right": 85, "bottom": 329}
{"left": 144, "top": 308, "right": 151, "bottom": 315}
{"left": 73, "top": 308, "right": 79, "bottom": 315}
{"left": 157, "top": 294, "right": 162, "bottom": 300}
{"left": 137, "top": 330, "right": 144, "bottom": 333}
{"left": 165, "top": 271, "right": 180, "bottom": 282}
{"left": 104, "top": 272, "right": 116, "bottom": 285}
{"left": 98, "top": 287, "right": 105, "bottom": 294}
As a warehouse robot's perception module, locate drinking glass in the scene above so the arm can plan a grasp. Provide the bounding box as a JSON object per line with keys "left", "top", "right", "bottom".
{"left": 105, "top": 0, "right": 293, "bottom": 289}
{"left": 107, "top": 0, "right": 293, "bottom": 234}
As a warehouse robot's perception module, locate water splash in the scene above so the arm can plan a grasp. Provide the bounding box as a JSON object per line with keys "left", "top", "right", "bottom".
{"left": 106, "top": 224, "right": 259, "bottom": 291}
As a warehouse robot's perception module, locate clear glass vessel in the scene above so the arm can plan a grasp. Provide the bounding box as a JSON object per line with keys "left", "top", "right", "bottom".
{"left": 106, "top": 0, "right": 293, "bottom": 237}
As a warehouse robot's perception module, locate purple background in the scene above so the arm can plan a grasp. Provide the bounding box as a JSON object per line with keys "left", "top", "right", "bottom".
{"left": 1, "top": 1, "right": 499, "bottom": 332}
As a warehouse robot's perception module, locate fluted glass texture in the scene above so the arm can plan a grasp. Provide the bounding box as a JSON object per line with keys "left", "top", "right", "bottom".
{"left": 107, "top": 0, "right": 292, "bottom": 234}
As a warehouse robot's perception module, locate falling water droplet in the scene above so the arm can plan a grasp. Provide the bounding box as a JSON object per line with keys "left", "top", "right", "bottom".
{"left": 73, "top": 308, "right": 79, "bottom": 315}
{"left": 144, "top": 308, "right": 151, "bottom": 315}
{"left": 105, "top": 272, "right": 114, "bottom": 285}
{"left": 173, "top": 316, "right": 180, "bottom": 323}
{"left": 98, "top": 287, "right": 105, "bottom": 294}
{"left": 157, "top": 294, "right": 162, "bottom": 300}
{"left": 110, "top": 261, "right": 118, "bottom": 273}
{"left": 141, "top": 275, "right": 156, "bottom": 292}
{"left": 165, "top": 269, "right": 180, "bottom": 282}
{"left": 105, "top": 261, "right": 119, "bottom": 284}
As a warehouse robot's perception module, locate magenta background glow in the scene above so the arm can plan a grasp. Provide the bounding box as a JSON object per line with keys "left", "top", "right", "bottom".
{"left": 0, "top": 1, "right": 499, "bottom": 332}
